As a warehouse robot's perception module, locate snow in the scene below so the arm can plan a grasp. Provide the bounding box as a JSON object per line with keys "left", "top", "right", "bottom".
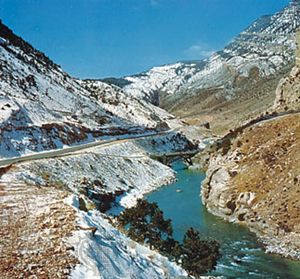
{"left": 122, "top": 62, "right": 202, "bottom": 103}
{"left": 66, "top": 195, "right": 188, "bottom": 279}
{"left": 80, "top": 79, "right": 182, "bottom": 130}
{"left": 0, "top": 19, "right": 203, "bottom": 279}
{"left": 0, "top": 128, "right": 201, "bottom": 278}
{"left": 12, "top": 133, "right": 193, "bottom": 208}
{"left": 0, "top": 37, "right": 7, "bottom": 44}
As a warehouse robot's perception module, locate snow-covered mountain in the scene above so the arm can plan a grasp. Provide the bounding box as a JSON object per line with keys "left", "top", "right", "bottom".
{"left": 0, "top": 20, "right": 181, "bottom": 158}
{"left": 115, "top": 61, "right": 205, "bottom": 105}
{"left": 115, "top": 1, "right": 299, "bottom": 110}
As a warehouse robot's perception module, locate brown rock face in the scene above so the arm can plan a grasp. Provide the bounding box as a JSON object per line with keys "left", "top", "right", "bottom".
{"left": 274, "top": 29, "right": 300, "bottom": 112}
{"left": 202, "top": 39, "right": 300, "bottom": 255}
{"left": 202, "top": 114, "right": 300, "bottom": 259}
{"left": 273, "top": 66, "right": 300, "bottom": 111}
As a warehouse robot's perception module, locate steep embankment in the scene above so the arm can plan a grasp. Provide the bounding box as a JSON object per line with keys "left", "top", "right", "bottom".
{"left": 0, "top": 163, "right": 188, "bottom": 279}
{"left": 12, "top": 132, "right": 194, "bottom": 209}
{"left": 202, "top": 60, "right": 300, "bottom": 259}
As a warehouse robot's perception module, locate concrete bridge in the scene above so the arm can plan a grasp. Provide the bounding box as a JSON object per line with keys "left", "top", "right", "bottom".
{"left": 148, "top": 149, "right": 200, "bottom": 165}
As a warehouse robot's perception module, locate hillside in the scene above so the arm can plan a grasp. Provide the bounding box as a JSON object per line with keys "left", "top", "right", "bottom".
{"left": 0, "top": 20, "right": 184, "bottom": 158}
{"left": 118, "top": 61, "right": 205, "bottom": 105}
{"left": 0, "top": 164, "right": 190, "bottom": 279}
{"left": 80, "top": 79, "right": 181, "bottom": 130}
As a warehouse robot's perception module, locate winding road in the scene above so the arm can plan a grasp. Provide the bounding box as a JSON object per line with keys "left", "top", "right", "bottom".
{"left": 0, "top": 129, "right": 196, "bottom": 168}
{"left": 2, "top": 109, "right": 298, "bottom": 169}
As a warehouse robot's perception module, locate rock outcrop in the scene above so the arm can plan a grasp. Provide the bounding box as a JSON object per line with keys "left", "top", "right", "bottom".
{"left": 273, "top": 66, "right": 300, "bottom": 111}
{"left": 202, "top": 113, "right": 300, "bottom": 259}
{"left": 274, "top": 29, "right": 300, "bottom": 112}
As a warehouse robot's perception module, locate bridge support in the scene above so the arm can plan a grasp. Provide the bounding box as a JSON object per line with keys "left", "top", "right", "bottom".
{"left": 162, "top": 154, "right": 167, "bottom": 165}
{"left": 184, "top": 157, "right": 193, "bottom": 166}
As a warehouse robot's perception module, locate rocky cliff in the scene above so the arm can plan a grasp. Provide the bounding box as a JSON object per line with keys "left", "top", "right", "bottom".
{"left": 273, "top": 29, "right": 300, "bottom": 112}
{"left": 202, "top": 29, "right": 300, "bottom": 258}
{"left": 202, "top": 112, "right": 300, "bottom": 259}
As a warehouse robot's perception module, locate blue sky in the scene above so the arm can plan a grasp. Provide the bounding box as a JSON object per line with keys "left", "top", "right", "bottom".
{"left": 0, "top": 0, "right": 290, "bottom": 78}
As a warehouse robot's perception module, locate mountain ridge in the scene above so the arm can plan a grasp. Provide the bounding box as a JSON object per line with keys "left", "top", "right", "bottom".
{"left": 101, "top": 2, "right": 299, "bottom": 134}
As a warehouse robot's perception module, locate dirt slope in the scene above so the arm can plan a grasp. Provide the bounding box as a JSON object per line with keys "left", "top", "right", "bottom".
{"left": 0, "top": 167, "right": 78, "bottom": 278}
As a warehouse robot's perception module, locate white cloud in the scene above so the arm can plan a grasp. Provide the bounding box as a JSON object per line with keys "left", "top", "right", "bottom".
{"left": 150, "top": 0, "right": 158, "bottom": 6}
{"left": 184, "top": 43, "right": 215, "bottom": 59}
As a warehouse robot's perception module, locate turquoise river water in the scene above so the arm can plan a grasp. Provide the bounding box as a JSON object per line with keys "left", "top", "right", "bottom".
{"left": 147, "top": 161, "right": 300, "bottom": 279}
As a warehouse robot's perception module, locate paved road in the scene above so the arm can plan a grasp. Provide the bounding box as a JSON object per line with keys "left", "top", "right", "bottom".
{"left": 3, "top": 109, "right": 296, "bottom": 169}
{"left": 0, "top": 130, "right": 175, "bottom": 168}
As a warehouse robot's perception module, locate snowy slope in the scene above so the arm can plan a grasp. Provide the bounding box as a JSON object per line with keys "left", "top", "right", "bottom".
{"left": 181, "top": 1, "right": 299, "bottom": 93}
{"left": 0, "top": 21, "right": 125, "bottom": 157}
{"left": 0, "top": 153, "right": 188, "bottom": 279}
{"left": 0, "top": 20, "right": 182, "bottom": 158}
{"left": 119, "top": 1, "right": 299, "bottom": 107}
{"left": 121, "top": 62, "right": 204, "bottom": 105}
{"left": 13, "top": 132, "right": 195, "bottom": 207}
{"left": 80, "top": 79, "right": 182, "bottom": 130}
{"left": 67, "top": 197, "right": 188, "bottom": 279}
{"left": 0, "top": 20, "right": 198, "bottom": 277}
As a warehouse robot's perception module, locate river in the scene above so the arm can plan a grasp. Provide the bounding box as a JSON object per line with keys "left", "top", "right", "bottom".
{"left": 146, "top": 161, "right": 300, "bottom": 279}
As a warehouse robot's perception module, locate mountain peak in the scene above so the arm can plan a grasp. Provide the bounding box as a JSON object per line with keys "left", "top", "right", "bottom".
{"left": 291, "top": 0, "right": 300, "bottom": 5}
{"left": 0, "top": 19, "right": 58, "bottom": 71}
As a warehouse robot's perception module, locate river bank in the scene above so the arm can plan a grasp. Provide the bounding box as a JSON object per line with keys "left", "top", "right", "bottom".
{"left": 0, "top": 133, "right": 198, "bottom": 278}
{"left": 147, "top": 161, "right": 300, "bottom": 278}
{"left": 5, "top": 127, "right": 300, "bottom": 278}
